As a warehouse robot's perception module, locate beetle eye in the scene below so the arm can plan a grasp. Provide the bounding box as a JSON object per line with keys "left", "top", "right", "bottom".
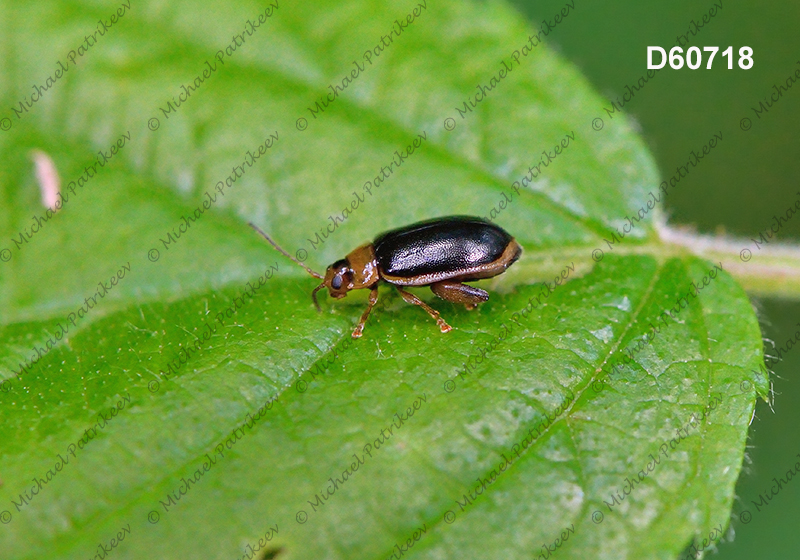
{"left": 331, "top": 275, "right": 343, "bottom": 290}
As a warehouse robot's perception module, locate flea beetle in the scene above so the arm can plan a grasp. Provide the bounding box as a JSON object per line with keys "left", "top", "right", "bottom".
{"left": 249, "top": 216, "right": 522, "bottom": 338}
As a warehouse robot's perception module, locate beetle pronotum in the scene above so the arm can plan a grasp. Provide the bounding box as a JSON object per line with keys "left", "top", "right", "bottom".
{"left": 249, "top": 216, "right": 522, "bottom": 338}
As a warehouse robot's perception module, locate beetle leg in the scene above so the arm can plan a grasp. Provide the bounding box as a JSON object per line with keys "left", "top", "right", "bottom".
{"left": 352, "top": 287, "right": 379, "bottom": 338}
{"left": 395, "top": 287, "right": 452, "bottom": 333}
{"left": 430, "top": 281, "right": 489, "bottom": 310}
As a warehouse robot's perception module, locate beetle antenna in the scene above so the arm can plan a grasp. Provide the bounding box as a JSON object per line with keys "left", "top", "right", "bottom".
{"left": 311, "top": 283, "right": 325, "bottom": 312}
{"left": 248, "top": 222, "right": 323, "bottom": 279}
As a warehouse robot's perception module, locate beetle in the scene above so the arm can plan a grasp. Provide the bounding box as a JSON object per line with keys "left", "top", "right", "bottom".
{"left": 249, "top": 216, "right": 522, "bottom": 338}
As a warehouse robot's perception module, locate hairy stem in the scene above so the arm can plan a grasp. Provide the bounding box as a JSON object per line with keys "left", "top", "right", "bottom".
{"left": 495, "top": 226, "right": 800, "bottom": 301}
{"left": 659, "top": 226, "right": 800, "bottom": 299}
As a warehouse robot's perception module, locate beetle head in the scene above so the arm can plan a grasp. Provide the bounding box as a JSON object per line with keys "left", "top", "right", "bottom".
{"left": 318, "top": 259, "right": 353, "bottom": 303}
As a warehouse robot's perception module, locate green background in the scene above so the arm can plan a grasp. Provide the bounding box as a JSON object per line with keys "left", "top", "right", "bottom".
{"left": 511, "top": 0, "right": 799, "bottom": 557}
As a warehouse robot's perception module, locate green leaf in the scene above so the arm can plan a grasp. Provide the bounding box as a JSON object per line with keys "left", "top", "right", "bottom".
{"left": 0, "top": 1, "right": 766, "bottom": 559}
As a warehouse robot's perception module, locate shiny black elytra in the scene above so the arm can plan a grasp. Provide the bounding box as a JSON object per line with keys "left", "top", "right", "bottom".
{"left": 249, "top": 216, "right": 522, "bottom": 338}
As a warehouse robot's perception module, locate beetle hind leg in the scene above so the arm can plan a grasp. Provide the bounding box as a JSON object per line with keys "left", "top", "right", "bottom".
{"left": 430, "top": 281, "right": 489, "bottom": 311}
{"left": 395, "top": 287, "right": 452, "bottom": 333}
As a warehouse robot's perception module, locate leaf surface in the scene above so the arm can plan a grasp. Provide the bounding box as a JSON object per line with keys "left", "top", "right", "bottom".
{"left": 0, "top": 1, "right": 765, "bottom": 559}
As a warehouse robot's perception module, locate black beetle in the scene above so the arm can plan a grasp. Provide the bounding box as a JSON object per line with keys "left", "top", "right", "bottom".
{"left": 249, "top": 216, "right": 522, "bottom": 338}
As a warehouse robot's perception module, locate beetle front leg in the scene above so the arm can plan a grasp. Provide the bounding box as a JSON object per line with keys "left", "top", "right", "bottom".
{"left": 395, "top": 287, "right": 452, "bottom": 333}
{"left": 430, "top": 281, "right": 489, "bottom": 310}
{"left": 352, "top": 287, "right": 379, "bottom": 338}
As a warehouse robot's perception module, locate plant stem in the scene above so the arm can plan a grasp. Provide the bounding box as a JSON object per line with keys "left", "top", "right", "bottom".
{"left": 496, "top": 226, "right": 800, "bottom": 301}
{"left": 659, "top": 226, "right": 800, "bottom": 299}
